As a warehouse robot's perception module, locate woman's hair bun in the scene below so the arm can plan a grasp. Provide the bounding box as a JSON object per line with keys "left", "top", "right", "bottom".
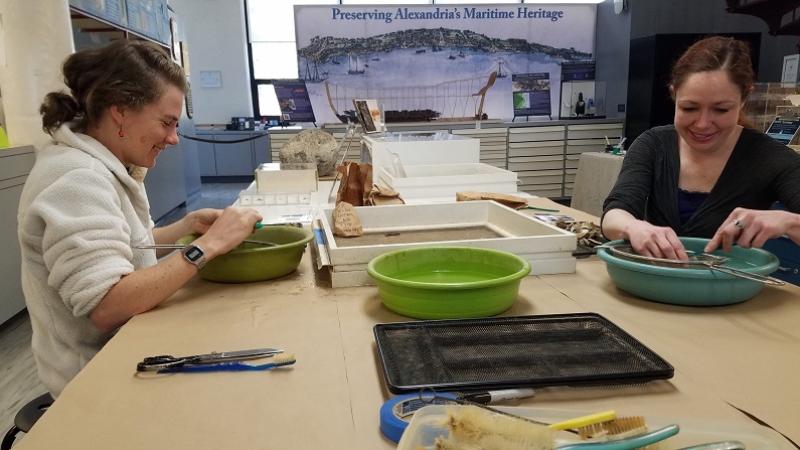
{"left": 40, "top": 91, "right": 82, "bottom": 133}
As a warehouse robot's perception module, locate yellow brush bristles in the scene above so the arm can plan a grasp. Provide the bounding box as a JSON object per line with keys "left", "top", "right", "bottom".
{"left": 435, "top": 405, "right": 555, "bottom": 450}
{"left": 273, "top": 353, "right": 296, "bottom": 366}
{"left": 577, "top": 415, "right": 647, "bottom": 440}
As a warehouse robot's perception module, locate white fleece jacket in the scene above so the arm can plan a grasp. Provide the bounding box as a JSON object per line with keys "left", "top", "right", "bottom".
{"left": 17, "top": 125, "right": 157, "bottom": 397}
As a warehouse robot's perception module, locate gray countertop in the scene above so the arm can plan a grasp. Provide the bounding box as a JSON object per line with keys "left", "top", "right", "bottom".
{"left": 0, "top": 145, "right": 36, "bottom": 156}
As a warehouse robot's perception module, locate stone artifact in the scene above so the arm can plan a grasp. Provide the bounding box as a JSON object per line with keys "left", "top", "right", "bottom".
{"left": 332, "top": 202, "right": 363, "bottom": 237}
{"left": 279, "top": 129, "right": 338, "bottom": 176}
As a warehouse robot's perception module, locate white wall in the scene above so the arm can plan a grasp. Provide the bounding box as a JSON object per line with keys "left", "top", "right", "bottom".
{"left": 0, "top": 0, "right": 74, "bottom": 146}
{"left": 170, "top": 0, "right": 253, "bottom": 124}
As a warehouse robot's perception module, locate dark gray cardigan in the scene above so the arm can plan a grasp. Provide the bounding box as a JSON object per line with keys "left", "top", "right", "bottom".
{"left": 602, "top": 125, "right": 800, "bottom": 238}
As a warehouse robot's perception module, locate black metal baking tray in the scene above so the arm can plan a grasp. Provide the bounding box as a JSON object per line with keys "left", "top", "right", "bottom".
{"left": 374, "top": 313, "right": 674, "bottom": 394}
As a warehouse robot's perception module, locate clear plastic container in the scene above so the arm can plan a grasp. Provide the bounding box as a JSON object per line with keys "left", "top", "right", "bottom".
{"left": 397, "top": 405, "right": 793, "bottom": 450}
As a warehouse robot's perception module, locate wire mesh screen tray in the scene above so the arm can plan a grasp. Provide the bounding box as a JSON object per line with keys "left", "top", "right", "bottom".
{"left": 374, "top": 313, "right": 674, "bottom": 394}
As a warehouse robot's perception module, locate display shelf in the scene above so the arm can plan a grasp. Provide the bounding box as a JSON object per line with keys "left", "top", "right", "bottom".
{"left": 451, "top": 127, "right": 509, "bottom": 169}
{"left": 70, "top": 4, "right": 169, "bottom": 48}
{"left": 746, "top": 82, "right": 800, "bottom": 133}
{"left": 196, "top": 131, "right": 269, "bottom": 177}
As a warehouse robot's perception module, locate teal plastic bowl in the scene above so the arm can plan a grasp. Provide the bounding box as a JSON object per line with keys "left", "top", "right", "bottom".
{"left": 367, "top": 247, "right": 531, "bottom": 319}
{"left": 177, "top": 226, "right": 312, "bottom": 283}
{"left": 597, "top": 237, "right": 780, "bottom": 306}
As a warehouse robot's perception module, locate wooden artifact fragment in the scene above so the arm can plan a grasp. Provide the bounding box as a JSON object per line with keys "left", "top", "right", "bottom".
{"left": 456, "top": 191, "right": 528, "bottom": 210}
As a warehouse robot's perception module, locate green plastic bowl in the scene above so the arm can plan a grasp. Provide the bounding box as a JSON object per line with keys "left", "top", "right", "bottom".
{"left": 597, "top": 237, "right": 780, "bottom": 306}
{"left": 177, "top": 226, "right": 313, "bottom": 283}
{"left": 367, "top": 247, "right": 531, "bottom": 319}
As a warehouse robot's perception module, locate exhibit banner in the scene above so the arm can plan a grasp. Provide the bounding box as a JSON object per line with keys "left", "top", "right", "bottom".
{"left": 293, "top": 4, "right": 595, "bottom": 123}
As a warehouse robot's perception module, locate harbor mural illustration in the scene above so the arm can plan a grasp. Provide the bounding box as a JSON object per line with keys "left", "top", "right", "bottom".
{"left": 293, "top": 4, "right": 596, "bottom": 123}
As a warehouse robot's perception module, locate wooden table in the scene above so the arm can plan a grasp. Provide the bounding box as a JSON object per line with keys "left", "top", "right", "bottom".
{"left": 15, "top": 200, "right": 800, "bottom": 449}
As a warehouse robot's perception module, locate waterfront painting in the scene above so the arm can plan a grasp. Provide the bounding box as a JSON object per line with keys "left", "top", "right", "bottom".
{"left": 294, "top": 4, "right": 596, "bottom": 123}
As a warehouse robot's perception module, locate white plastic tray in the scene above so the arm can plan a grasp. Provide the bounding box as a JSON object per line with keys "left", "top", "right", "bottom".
{"left": 314, "top": 201, "right": 576, "bottom": 288}
{"left": 318, "top": 201, "right": 576, "bottom": 266}
{"left": 398, "top": 405, "right": 794, "bottom": 450}
{"left": 362, "top": 132, "right": 480, "bottom": 176}
{"left": 379, "top": 163, "right": 518, "bottom": 198}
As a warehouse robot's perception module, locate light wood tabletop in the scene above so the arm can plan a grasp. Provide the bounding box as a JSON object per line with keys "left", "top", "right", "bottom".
{"left": 15, "top": 200, "right": 799, "bottom": 449}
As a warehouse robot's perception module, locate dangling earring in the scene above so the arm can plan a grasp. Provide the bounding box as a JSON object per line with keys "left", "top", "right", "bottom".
{"left": 118, "top": 126, "right": 125, "bottom": 138}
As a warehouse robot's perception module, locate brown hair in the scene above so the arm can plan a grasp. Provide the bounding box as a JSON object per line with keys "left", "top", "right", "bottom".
{"left": 670, "top": 36, "right": 755, "bottom": 127}
{"left": 40, "top": 39, "right": 186, "bottom": 134}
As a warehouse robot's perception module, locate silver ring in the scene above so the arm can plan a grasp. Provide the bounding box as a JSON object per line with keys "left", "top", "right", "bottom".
{"left": 733, "top": 219, "right": 745, "bottom": 230}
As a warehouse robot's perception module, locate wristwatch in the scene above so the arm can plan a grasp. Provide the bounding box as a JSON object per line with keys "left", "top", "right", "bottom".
{"left": 181, "top": 244, "right": 206, "bottom": 269}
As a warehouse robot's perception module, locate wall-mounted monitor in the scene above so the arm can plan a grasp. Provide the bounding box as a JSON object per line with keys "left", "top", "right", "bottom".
{"left": 271, "top": 80, "right": 316, "bottom": 124}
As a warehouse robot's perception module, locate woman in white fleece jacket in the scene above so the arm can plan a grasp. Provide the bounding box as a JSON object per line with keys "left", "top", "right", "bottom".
{"left": 18, "top": 40, "right": 262, "bottom": 397}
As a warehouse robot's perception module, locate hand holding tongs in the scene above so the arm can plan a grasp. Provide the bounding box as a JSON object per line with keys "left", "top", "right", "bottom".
{"left": 134, "top": 239, "right": 277, "bottom": 250}
{"left": 602, "top": 244, "right": 785, "bottom": 286}
{"left": 137, "top": 347, "right": 284, "bottom": 372}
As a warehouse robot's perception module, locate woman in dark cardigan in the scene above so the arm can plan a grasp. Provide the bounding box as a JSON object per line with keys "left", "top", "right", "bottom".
{"left": 602, "top": 36, "right": 800, "bottom": 260}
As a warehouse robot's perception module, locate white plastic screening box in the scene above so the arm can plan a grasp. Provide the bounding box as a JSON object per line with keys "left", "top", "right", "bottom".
{"left": 361, "top": 131, "right": 480, "bottom": 176}
{"left": 255, "top": 163, "right": 318, "bottom": 194}
{"left": 313, "top": 201, "right": 577, "bottom": 288}
{"left": 378, "top": 162, "right": 518, "bottom": 198}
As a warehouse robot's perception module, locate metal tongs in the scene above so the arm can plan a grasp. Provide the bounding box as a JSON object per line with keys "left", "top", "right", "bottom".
{"left": 327, "top": 122, "right": 358, "bottom": 202}
{"left": 136, "top": 347, "right": 284, "bottom": 372}
{"left": 134, "top": 239, "right": 277, "bottom": 250}
{"left": 603, "top": 244, "right": 785, "bottom": 286}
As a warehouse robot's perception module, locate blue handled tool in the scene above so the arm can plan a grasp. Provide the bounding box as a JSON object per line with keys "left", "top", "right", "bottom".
{"left": 556, "top": 424, "right": 679, "bottom": 450}
{"left": 136, "top": 347, "right": 284, "bottom": 372}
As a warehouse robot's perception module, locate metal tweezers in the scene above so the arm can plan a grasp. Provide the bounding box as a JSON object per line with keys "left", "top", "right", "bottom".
{"left": 136, "top": 347, "right": 284, "bottom": 372}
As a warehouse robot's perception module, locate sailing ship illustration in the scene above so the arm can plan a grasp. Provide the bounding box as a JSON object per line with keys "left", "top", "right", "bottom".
{"left": 496, "top": 60, "right": 508, "bottom": 79}
{"left": 303, "top": 58, "right": 326, "bottom": 83}
{"left": 347, "top": 53, "right": 365, "bottom": 75}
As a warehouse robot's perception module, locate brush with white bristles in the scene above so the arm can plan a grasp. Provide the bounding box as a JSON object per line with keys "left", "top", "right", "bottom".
{"left": 435, "top": 405, "right": 555, "bottom": 450}
{"left": 433, "top": 405, "right": 678, "bottom": 450}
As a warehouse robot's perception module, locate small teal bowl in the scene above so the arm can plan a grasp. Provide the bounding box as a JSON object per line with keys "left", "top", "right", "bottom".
{"left": 597, "top": 237, "right": 780, "bottom": 306}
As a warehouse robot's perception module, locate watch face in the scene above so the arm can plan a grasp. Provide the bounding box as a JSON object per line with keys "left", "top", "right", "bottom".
{"left": 185, "top": 246, "right": 204, "bottom": 261}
